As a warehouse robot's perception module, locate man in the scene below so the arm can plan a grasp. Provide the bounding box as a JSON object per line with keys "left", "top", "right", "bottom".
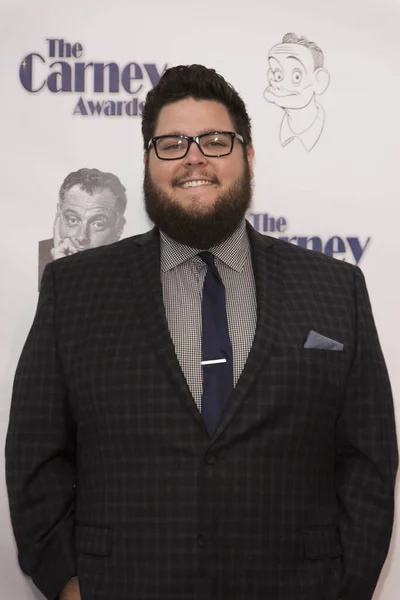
{"left": 6, "top": 65, "right": 397, "bottom": 600}
{"left": 264, "top": 33, "right": 330, "bottom": 151}
{"left": 38, "top": 167, "right": 127, "bottom": 285}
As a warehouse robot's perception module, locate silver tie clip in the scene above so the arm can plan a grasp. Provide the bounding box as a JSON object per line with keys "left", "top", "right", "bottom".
{"left": 201, "top": 358, "right": 227, "bottom": 365}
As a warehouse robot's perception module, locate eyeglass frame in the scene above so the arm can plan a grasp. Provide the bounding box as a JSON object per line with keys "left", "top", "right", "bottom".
{"left": 147, "top": 131, "right": 245, "bottom": 160}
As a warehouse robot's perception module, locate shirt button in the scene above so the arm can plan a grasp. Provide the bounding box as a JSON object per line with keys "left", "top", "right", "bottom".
{"left": 204, "top": 453, "right": 217, "bottom": 465}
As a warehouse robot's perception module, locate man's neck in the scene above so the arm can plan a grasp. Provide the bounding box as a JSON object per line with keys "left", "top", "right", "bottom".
{"left": 285, "top": 98, "right": 319, "bottom": 134}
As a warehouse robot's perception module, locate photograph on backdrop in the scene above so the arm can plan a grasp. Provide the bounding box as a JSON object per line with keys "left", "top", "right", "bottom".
{"left": 264, "top": 33, "right": 330, "bottom": 152}
{"left": 38, "top": 167, "right": 127, "bottom": 286}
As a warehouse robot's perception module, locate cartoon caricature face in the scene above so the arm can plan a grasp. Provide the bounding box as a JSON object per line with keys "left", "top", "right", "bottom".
{"left": 264, "top": 43, "right": 329, "bottom": 110}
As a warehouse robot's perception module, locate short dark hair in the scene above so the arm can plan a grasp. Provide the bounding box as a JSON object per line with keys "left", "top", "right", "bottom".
{"left": 59, "top": 168, "right": 127, "bottom": 214}
{"left": 141, "top": 64, "right": 252, "bottom": 151}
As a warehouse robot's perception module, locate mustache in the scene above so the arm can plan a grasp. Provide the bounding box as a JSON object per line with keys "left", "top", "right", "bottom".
{"left": 171, "top": 170, "right": 219, "bottom": 187}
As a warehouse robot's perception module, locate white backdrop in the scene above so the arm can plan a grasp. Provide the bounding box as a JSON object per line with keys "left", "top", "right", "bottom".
{"left": 1, "top": 0, "right": 399, "bottom": 597}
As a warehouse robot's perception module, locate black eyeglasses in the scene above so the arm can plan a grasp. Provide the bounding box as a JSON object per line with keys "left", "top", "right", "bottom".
{"left": 148, "top": 131, "right": 244, "bottom": 160}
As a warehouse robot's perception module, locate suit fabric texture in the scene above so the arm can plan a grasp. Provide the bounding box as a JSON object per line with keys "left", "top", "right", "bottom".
{"left": 6, "top": 222, "right": 398, "bottom": 600}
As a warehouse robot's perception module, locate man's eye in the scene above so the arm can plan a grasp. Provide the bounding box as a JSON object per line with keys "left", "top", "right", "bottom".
{"left": 292, "top": 69, "right": 303, "bottom": 84}
{"left": 274, "top": 70, "right": 283, "bottom": 82}
{"left": 66, "top": 217, "right": 79, "bottom": 226}
{"left": 91, "top": 221, "right": 106, "bottom": 231}
{"left": 207, "top": 140, "right": 226, "bottom": 148}
{"left": 159, "top": 141, "right": 183, "bottom": 152}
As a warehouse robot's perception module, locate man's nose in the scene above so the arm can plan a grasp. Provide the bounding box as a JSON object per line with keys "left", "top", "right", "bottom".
{"left": 75, "top": 223, "right": 90, "bottom": 244}
{"left": 183, "top": 141, "right": 208, "bottom": 166}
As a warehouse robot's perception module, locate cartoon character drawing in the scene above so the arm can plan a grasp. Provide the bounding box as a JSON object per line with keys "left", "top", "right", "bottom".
{"left": 264, "top": 33, "right": 330, "bottom": 151}
{"left": 38, "top": 168, "right": 127, "bottom": 286}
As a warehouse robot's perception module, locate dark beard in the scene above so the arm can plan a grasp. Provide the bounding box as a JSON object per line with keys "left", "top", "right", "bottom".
{"left": 143, "top": 160, "right": 252, "bottom": 249}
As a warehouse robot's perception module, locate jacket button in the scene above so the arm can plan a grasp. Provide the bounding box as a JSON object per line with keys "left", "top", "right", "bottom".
{"left": 204, "top": 453, "right": 217, "bottom": 465}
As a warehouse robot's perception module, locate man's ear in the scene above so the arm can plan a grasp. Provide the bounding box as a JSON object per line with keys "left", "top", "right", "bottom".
{"left": 115, "top": 216, "right": 126, "bottom": 240}
{"left": 246, "top": 144, "right": 255, "bottom": 180}
{"left": 143, "top": 152, "right": 148, "bottom": 166}
{"left": 314, "top": 68, "right": 330, "bottom": 95}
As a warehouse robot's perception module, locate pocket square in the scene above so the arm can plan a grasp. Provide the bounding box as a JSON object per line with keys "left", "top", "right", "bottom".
{"left": 303, "top": 330, "right": 344, "bottom": 351}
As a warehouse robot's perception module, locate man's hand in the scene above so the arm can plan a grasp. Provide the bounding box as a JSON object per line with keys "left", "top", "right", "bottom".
{"left": 50, "top": 214, "right": 79, "bottom": 259}
{"left": 59, "top": 577, "right": 81, "bottom": 600}
{"left": 50, "top": 237, "right": 79, "bottom": 259}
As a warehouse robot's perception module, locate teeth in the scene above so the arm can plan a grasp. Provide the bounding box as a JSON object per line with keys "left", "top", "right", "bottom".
{"left": 181, "top": 180, "right": 213, "bottom": 188}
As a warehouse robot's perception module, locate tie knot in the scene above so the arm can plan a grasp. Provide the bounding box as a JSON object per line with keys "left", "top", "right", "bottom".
{"left": 198, "top": 251, "right": 215, "bottom": 267}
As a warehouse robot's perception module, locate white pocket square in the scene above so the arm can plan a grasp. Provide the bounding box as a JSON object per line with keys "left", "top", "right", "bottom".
{"left": 303, "top": 330, "right": 344, "bottom": 351}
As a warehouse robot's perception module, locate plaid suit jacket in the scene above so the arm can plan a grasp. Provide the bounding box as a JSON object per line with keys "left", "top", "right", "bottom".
{"left": 6, "top": 222, "right": 398, "bottom": 600}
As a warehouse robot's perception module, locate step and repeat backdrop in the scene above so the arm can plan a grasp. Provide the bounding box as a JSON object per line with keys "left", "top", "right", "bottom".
{"left": 1, "top": 0, "right": 399, "bottom": 597}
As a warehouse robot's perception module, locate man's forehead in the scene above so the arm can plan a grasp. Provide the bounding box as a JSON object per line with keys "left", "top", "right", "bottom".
{"left": 155, "top": 98, "right": 234, "bottom": 135}
{"left": 62, "top": 185, "right": 117, "bottom": 211}
{"left": 269, "top": 43, "right": 313, "bottom": 62}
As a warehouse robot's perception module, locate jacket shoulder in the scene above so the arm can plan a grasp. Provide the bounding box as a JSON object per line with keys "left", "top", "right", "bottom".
{"left": 248, "top": 226, "right": 359, "bottom": 296}
{"left": 43, "top": 229, "right": 157, "bottom": 294}
{"left": 50, "top": 229, "right": 155, "bottom": 271}
{"left": 250, "top": 226, "right": 357, "bottom": 274}
{"left": 274, "top": 236, "right": 356, "bottom": 271}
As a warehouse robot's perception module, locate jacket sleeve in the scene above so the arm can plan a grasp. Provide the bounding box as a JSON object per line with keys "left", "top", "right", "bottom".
{"left": 335, "top": 266, "right": 398, "bottom": 600}
{"left": 5, "top": 263, "right": 77, "bottom": 600}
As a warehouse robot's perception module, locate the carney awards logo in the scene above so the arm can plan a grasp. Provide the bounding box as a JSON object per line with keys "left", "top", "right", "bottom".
{"left": 250, "top": 213, "right": 370, "bottom": 264}
{"left": 19, "top": 38, "right": 167, "bottom": 117}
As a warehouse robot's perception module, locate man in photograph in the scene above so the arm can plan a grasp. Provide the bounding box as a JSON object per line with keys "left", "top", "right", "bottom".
{"left": 38, "top": 168, "right": 127, "bottom": 285}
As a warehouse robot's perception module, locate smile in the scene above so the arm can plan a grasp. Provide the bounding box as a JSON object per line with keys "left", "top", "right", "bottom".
{"left": 180, "top": 180, "right": 214, "bottom": 189}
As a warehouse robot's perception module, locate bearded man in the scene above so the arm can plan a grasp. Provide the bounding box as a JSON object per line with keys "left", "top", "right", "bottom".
{"left": 6, "top": 64, "right": 397, "bottom": 600}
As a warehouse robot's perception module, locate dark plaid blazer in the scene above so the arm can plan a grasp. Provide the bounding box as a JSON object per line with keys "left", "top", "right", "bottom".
{"left": 6, "top": 222, "right": 398, "bottom": 600}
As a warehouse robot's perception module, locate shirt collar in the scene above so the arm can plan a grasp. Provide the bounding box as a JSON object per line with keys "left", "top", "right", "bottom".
{"left": 280, "top": 102, "right": 325, "bottom": 151}
{"left": 160, "top": 219, "right": 250, "bottom": 273}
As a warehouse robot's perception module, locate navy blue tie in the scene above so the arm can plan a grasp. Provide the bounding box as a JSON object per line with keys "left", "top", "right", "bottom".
{"left": 198, "top": 251, "right": 233, "bottom": 436}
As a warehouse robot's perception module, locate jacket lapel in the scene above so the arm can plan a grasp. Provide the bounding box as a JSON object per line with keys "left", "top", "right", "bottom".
{"left": 211, "top": 223, "right": 283, "bottom": 440}
{"left": 126, "top": 227, "right": 206, "bottom": 430}
{"left": 124, "top": 223, "right": 283, "bottom": 439}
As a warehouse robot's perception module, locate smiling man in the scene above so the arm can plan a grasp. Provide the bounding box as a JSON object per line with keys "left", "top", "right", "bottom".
{"left": 38, "top": 168, "right": 127, "bottom": 286}
{"left": 264, "top": 33, "right": 330, "bottom": 151}
{"left": 143, "top": 93, "right": 253, "bottom": 250}
{"left": 6, "top": 65, "right": 397, "bottom": 600}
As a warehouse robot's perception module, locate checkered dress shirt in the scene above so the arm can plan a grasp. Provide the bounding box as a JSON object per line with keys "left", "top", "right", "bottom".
{"left": 160, "top": 220, "right": 257, "bottom": 410}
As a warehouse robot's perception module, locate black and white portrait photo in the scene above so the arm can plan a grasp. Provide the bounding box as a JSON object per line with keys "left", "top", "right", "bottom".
{"left": 38, "top": 168, "right": 128, "bottom": 286}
